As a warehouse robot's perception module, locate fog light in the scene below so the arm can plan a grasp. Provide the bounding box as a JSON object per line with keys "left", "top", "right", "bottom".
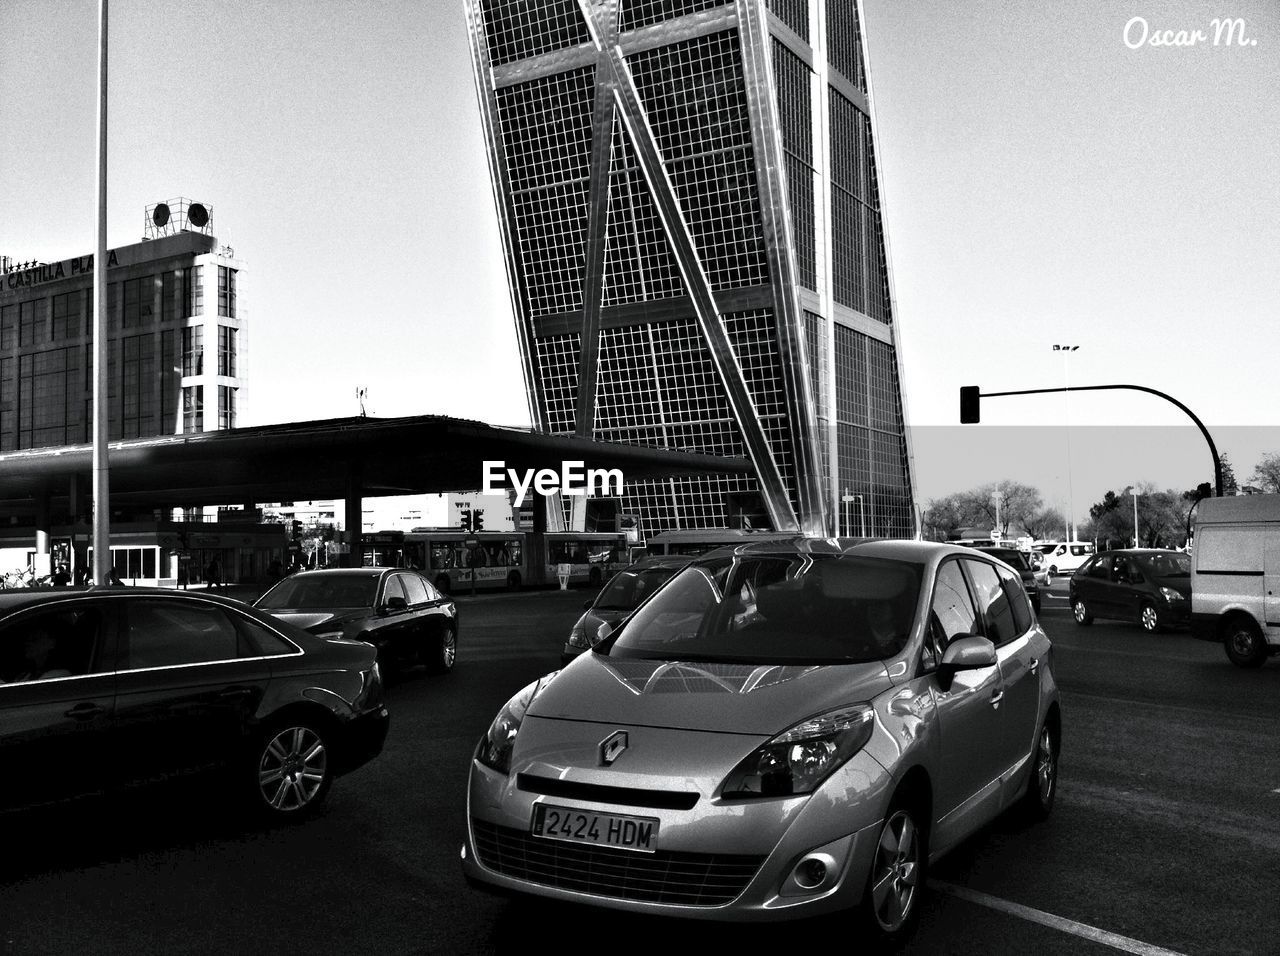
{"left": 795, "top": 857, "right": 827, "bottom": 888}
{"left": 460, "top": 843, "right": 468, "bottom": 861}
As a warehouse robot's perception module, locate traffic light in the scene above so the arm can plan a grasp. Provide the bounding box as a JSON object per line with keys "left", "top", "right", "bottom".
{"left": 290, "top": 519, "right": 303, "bottom": 540}
{"left": 459, "top": 509, "right": 472, "bottom": 532}
{"left": 959, "top": 386, "right": 981, "bottom": 424}
{"left": 472, "top": 509, "right": 485, "bottom": 531}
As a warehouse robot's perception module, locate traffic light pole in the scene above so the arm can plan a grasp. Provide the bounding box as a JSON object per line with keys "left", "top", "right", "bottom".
{"left": 964, "top": 383, "right": 1223, "bottom": 497}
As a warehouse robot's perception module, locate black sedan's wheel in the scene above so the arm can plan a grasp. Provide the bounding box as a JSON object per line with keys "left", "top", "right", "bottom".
{"left": 254, "top": 721, "right": 332, "bottom": 820}
{"left": 1140, "top": 601, "right": 1161, "bottom": 633}
{"left": 428, "top": 627, "right": 457, "bottom": 675}
{"left": 1224, "top": 618, "right": 1267, "bottom": 668}
{"left": 1072, "top": 597, "right": 1094, "bottom": 625}
{"left": 861, "top": 802, "right": 926, "bottom": 945}
{"left": 1020, "top": 721, "right": 1058, "bottom": 821}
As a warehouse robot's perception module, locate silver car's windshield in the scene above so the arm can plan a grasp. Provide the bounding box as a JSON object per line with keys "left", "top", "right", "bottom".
{"left": 257, "top": 576, "right": 378, "bottom": 609}
{"left": 603, "top": 554, "right": 923, "bottom": 664}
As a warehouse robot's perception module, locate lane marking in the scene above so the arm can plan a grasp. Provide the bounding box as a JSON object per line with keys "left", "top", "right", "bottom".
{"left": 931, "top": 881, "right": 1190, "bottom": 956}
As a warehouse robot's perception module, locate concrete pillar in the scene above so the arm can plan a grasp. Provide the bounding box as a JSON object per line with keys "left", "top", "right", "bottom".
{"left": 342, "top": 464, "right": 363, "bottom": 568}
{"left": 529, "top": 491, "right": 548, "bottom": 586}
{"left": 35, "top": 487, "right": 51, "bottom": 556}
{"left": 69, "top": 474, "right": 89, "bottom": 582}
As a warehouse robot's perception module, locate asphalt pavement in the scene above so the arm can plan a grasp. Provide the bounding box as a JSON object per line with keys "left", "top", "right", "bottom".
{"left": 0, "top": 583, "right": 1276, "bottom": 954}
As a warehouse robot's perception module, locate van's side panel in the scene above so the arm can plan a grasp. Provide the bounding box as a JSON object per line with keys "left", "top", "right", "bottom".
{"left": 1191, "top": 495, "right": 1280, "bottom": 649}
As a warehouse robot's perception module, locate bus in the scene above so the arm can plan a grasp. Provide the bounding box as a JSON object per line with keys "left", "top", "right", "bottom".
{"left": 363, "top": 529, "right": 630, "bottom": 594}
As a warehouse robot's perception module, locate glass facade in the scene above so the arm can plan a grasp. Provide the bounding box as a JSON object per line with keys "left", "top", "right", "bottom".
{"left": 0, "top": 236, "right": 243, "bottom": 451}
{"left": 468, "top": 0, "right": 914, "bottom": 535}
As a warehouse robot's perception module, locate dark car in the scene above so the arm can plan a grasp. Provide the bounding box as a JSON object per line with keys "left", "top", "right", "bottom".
{"left": 255, "top": 567, "right": 458, "bottom": 675}
{"left": 974, "top": 546, "right": 1041, "bottom": 613}
{"left": 1069, "top": 549, "right": 1192, "bottom": 632}
{"left": 561, "top": 555, "right": 691, "bottom": 663}
{"left": 0, "top": 587, "right": 387, "bottom": 819}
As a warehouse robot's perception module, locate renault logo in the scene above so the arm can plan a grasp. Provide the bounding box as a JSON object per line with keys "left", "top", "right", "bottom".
{"left": 599, "top": 730, "right": 628, "bottom": 766}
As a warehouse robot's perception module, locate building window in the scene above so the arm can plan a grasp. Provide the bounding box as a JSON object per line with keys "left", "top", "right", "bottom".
{"left": 123, "top": 276, "right": 154, "bottom": 328}
{"left": 182, "top": 325, "right": 204, "bottom": 376}
{"left": 18, "top": 300, "right": 44, "bottom": 347}
{"left": 218, "top": 385, "right": 237, "bottom": 429}
{"left": 0, "top": 304, "right": 16, "bottom": 349}
{"left": 188, "top": 265, "right": 204, "bottom": 316}
{"left": 218, "top": 326, "right": 237, "bottom": 377}
{"left": 183, "top": 385, "right": 203, "bottom": 433}
{"left": 162, "top": 271, "right": 180, "bottom": 322}
{"left": 121, "top": 333, "right": 156, "bottom": 439}
{"left": 218, "top": 266, "right": 236, "bottom": 318}
{"left": 52, "top": 291, "right": 81, "bottom": 340}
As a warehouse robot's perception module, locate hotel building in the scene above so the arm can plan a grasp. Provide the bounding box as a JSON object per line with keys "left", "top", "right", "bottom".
{"left": 465, "top": 0, "right": 916, "bottom": 536}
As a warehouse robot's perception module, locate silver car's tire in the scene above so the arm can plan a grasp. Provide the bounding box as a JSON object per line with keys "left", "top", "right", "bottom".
{"left": 1224, "top": 618, "right": 1267, "bottom": 668}
{"left": 1072, "top": 598, "right": 1093, "bottom": 626}
{"left": 1139, "top": 602, "right": 1161, "bottom": 633}
{"left": 860, "top": 803, "right": 926, "bottom": 944}
{"left": 1020, "top": 720, "right": 1058, "bottom": 821}
{"left": 253, "top": 721, "right": 333, "bottom": 820}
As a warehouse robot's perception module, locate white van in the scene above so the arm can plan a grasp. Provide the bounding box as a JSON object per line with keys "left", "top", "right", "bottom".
{"left": 1035, "top": 541, "right": 1095, "bottom": 583}
{"left": 1190, "top": 495, "right": 1280, "bottom": 668}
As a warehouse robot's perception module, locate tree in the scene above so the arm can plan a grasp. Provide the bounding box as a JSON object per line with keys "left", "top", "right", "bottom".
{"left": 1218, "top": 452, "right": 1239, "bottom": 496}
{"left": 1086, "top": 484, "right": 1193, "bottom": 549}
{"left": 1023, "top": 507, "right": 1067, "bottom": 542}
{"left": 1249, "top": 452, "right": 1280, "bottom": 494}
{"left": 922, "top": 482, "right": 1046, "bottom": 540}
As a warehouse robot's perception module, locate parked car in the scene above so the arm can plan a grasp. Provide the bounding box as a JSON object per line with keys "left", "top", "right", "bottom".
{"left": 1035, "top": 541, "right": 1095, "bottom": 583}
{"left": 973, "top": 546, "right": 1041, "bottom": 613}
{"left": 1069, "top": 549, "right": 1191, "bottom": 632}
{"left": 0, "top": 587, "right": 388, "bottom": 818}
{"left": 562, "top": 555, "right": 691, "bottom": 663}
{"left": 463, "top": 540, "right": 1059, "bottom": 946}
{"left": 255, "top": 567, "right": 458, "bottom": 674}
{"left": 1190, "top": 495, "right": 1280, "bottom": 667}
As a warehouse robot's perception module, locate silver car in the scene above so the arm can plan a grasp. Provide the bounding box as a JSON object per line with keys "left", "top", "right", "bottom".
{"left": 462, "top": 540, "right": 1060, "bottom": 945}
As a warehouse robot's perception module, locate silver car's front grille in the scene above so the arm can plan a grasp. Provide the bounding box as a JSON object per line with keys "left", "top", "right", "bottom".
{"left": 472, "top": 820, "right": 764, "bottom": 906}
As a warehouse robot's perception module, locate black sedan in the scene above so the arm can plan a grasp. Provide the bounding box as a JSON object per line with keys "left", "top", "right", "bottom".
{"left": 1069, "top": 549, "right": 1192, "bottom": 632}
{"left": 0, "top": 587, "right": 388, "bottom": 818}
{"left": 255, "top": 568, "right": 458, "bottom": 675}
{"left": 561, "top": 554, "right": 691, "bottom": 663}
{"left": 973, "top": 546, "right": 1042, "bottom": 613}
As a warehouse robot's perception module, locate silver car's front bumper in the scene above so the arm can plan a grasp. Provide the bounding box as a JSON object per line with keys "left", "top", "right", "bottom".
{"left": 461, "top": 728, "right": 895, "bottom": 921}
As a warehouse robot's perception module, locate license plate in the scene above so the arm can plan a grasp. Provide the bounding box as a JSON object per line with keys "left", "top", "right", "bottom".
{"left": 531, "top": 803, "right": 659, "bottom": 853}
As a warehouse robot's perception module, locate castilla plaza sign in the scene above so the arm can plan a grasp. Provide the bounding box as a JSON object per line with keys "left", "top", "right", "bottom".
{"left": 3, "top": 249, "right": 120, "bottom": 291}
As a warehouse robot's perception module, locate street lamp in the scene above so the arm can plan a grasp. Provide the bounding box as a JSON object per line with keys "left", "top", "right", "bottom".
{"left": 991, "top": 491, "right": 1004, "bottom": 541}
{"left": 1123, "top": 484, "right": 1140, "bottom": 547}
{"left": 842, "top": 490, "right": 866, "bottom": 537}
{"left": 1053, "top": 344, "right": 1080, "bottom": 541}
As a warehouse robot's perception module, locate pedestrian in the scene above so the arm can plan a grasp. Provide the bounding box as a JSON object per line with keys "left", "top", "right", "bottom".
{"left": 51, "top": 564, "right": 70, "bottom": 587}
{"left": 75, "top": 565, "right": 91, "bottom": 587}
{"left": 107, "top": 566, "right": 124, "bottom": 586}
{"left": 206, "top": 557, "right": 222, "bottom": 590}
{"left": 178, "top": 563, "right": 188, "bottom": 590}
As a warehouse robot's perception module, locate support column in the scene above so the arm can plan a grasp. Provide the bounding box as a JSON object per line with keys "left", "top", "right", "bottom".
{"left": 69, "top": 474, "right": 89, "bottom": 582}
{"left": 530, "top": 490, "right": 548, "bottom": 586}
{"left": 35, "top": 487, "right": 51, "bottom": 556}
{"left": 343, "top": 464, "right": 363, "bottom": 568}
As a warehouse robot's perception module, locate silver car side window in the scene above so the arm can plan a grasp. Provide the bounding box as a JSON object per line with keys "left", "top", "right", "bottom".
{"left": 930, "top": 560, "right": 979, "bottom": 650}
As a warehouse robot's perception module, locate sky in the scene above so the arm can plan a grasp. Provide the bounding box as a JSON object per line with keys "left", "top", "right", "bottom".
{"left": 1, "top": 0, "right": 1277, "bottom": 521}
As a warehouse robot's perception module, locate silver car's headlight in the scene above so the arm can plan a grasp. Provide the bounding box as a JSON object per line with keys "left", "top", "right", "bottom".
{"left": 721, "top": 704, "right": 876, "bottom": 798}
{"left": 567, "top": 623, "right": 590, "bottom": 649}
{"left": 1158, "top": 586, "right": 1185, "bottom": 602}
{"left": 476, "top": 672, "right": 559, "bottom": 775}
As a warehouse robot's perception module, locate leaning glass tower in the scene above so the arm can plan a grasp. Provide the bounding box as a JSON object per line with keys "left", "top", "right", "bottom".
{"left": 465, "top": 0, "right": 916, "bottom": 537}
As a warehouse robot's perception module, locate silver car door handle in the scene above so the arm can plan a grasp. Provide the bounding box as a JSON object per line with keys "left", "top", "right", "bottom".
{"left": 990, "top": 690, "right": 1004, "bottom": 709}
{"left": 1029, "top": 657, "right": 1039, "bottom": 675}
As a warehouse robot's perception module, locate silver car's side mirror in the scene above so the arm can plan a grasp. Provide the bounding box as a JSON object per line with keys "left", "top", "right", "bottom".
{"left": 938, "top": 635, "right": 997, "bottom": 689}
{"left": 595, "top": 620, "right": 618, "bottom": 644}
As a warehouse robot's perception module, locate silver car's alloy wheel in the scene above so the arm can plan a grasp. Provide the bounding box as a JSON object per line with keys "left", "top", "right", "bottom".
{"left": 1036, "top": 726, "right": 1056, "bottom": 804}
{"left": 1072, "top": 599, "right": 1092, "bottom": 625}
{"left": 1140, "top": 603, "right": 1159, "bottom": 632}
{"left": 871, "top": 809, "right": 920, "bottom": 933}
{"left": 442, "top": 629, "right": 457, "bottom": 669}
{"left": 258, "top": 727, "right": 328, "bottom": 812}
